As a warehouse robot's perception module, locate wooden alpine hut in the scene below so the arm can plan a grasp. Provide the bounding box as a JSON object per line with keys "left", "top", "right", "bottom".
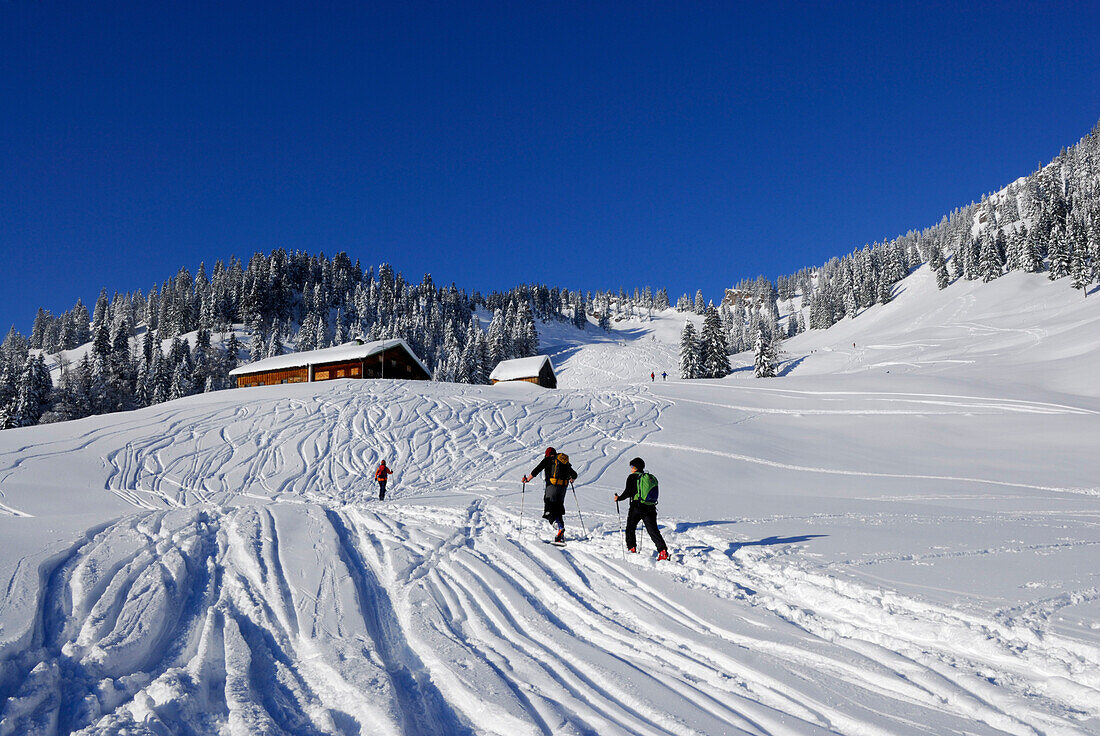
{"left": 229, "top": 339, "right": 430, "bottom": 388}
{"left": 489, "top": 355, "right": 557, "bottom": 389}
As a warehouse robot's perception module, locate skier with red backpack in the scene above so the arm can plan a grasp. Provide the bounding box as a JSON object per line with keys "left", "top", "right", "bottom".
{"left": 375, "top": 460, "right": 394, "bottom": 500}
{"left": 613, "top": 457, "right": 669, "bottom": 560}
{"left": 523, "top": 447, "right": 578, "bottom": 544}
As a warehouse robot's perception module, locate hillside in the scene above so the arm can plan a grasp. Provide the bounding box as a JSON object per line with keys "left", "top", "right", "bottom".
{"left": 1, "top": 266, "right": 1099, "bottom": 735}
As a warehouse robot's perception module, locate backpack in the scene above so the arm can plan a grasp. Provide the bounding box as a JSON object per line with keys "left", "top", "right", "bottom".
{"left": 635, "top": 472, "right": 659, "bottom": 505}
{"left": 547, "top": 453, "right": 571, "bottom": 486}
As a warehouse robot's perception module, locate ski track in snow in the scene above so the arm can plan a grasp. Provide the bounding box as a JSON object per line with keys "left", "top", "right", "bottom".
{"left": 2, "top": 377, "right": 1098, "bottom": 734}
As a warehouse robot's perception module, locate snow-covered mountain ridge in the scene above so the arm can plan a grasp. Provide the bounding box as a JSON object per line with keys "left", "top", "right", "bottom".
{"left": 1, "top": 264, "right": 1099, "bottom": 734}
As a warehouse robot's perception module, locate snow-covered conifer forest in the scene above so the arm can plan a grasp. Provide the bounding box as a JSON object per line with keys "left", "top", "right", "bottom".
{"left": 1, "top": 123, "right": 1099, "bottom": 734}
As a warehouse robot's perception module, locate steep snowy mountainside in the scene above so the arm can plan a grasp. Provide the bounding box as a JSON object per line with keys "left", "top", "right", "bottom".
{"left": 768, "top": 264, "right": 1100, "bottom": 397}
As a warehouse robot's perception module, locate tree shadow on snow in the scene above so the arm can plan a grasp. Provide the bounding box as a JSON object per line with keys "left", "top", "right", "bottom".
{"left": 727, "top": 534, "right": 828, "bottom": 554}
{"left": 672, "top": 519, "right": 740, "bottom": 533}
{"left": 542, "top": 343, "right": 585, "bottom": 363}
{"left": 778, "top": 355, "right": 808, "bottom": 377}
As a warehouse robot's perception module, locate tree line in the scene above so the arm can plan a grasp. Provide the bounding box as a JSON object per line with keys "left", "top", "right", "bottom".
{"left": 2, "top": 250, "right": 670, "bottom": 428}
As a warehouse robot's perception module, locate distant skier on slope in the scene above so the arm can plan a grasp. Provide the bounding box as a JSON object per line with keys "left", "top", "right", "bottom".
{"left": 614, "top": 457, "right": 669, "bottom": 560}
{"left": 523, "top": 447, "right": 578, "bottom": 544}
{"left": 661, "top": 371, "right": 667, "bottom": 381}
{"left": 375, "top": 460, "right": 393, "bottom": 500}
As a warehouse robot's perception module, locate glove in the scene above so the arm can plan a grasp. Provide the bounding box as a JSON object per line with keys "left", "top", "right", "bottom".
{"left": 522, "top": 476, "right": 530, "bottom": 483}
{"left": 613, "top": 494, "right": 620, "bottom": 502}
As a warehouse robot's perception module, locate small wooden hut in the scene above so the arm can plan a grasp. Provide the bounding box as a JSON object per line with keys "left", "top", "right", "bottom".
{"left": 489, "top": 355, "right": 557, "bottom": 389}
{"left": 229, "top": 339, "right": 430, "bottom": 388}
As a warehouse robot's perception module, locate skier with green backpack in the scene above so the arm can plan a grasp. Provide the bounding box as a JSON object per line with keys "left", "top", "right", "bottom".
{"left": 613, "top": 457, "right": 669, "bottom": 560}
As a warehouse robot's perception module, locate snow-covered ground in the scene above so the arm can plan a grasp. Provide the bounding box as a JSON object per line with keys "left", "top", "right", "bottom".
{"left": 2, "top": 269, "right": 1099, "bottom": 735}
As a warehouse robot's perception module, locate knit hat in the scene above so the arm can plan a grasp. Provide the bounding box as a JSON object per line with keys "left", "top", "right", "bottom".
{"left": 545, "top": 447, "right": 556, "bottom": 457}
{"left": 629, "top": 457, "right": 645, "bottom": 471}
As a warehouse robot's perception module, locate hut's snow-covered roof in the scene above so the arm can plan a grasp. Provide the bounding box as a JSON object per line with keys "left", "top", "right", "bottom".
{"left": 229, "top": 339, "right": 428, "bottom": 377}
{"left": 489, "top": 355, "right": 555, "bottom": 382}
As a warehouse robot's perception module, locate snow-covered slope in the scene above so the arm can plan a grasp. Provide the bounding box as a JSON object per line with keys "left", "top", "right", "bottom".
{"left": 773, "top": 264, "right": 1100, "bottom": 397}
{"left": 1, "top": 269, "right": 1099, "bottom": 735}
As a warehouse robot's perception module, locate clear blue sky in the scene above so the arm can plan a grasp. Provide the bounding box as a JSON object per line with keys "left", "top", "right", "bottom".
{"left": 3, "top": 1, "right": 1099, "bottom": 333}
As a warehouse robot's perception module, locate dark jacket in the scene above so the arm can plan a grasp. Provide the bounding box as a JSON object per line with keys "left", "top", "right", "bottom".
{"left": 617, "top": 471, "right": 658, "bottom": 506}
{"left": 530, "top": 454, "right": 577, "bottom": 504}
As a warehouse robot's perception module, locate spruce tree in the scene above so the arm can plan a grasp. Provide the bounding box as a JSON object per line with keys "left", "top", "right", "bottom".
{"left": 877, "top": 279, "right": 894, "bottom": 305}
{"left": 170, "top": 362, "right": 193, "bottom": 401}
{"left": 14, "top": 355, "right": 52, "bottom": 427}
{"left": 979, "top": 234, "right": 1004, "bottom": 282}
{"left": 1048, "top": 224, "right": 1072, "bottom": 279}
{"left": 486, "top": 309, "right": 508, "bottom": 366}
{"left": 679, "top": 322, "right": 700, "bottom": 379}
{"left": 1070, "top": 242, "right": 1092, "bottom": 297}
{"left": 1020, "top": 226, "right": 1043, "bottom": 273}
{"left": 0, "top": 360, "right": 17, "bottom": 429}
{"left": 753, "top": 325, "right": 778, "bottom": 378}
{"left": 929, "top": 245, "right": 950, "bottom": 289}
{"left": 699, "top": 307, "right": 730, "bottom": 379}
{"left": 225, "top": 334, "right": 242, "bottom": 371}
{"left": 843, "top": 289, "right": 858, "bottom": 319}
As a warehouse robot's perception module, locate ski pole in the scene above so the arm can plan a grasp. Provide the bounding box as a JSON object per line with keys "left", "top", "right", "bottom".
{"left": 520, "top": 479, "right": 527, "bottom": 539}
{"left": 570, "top": 480, "right": 588, "bottom": 540}
{"left": 615, "top": 499, "right": 625, "bottom": 559}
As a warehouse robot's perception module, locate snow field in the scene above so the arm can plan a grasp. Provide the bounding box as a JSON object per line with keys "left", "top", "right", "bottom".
{"left": 2, "top": 265, "right": 1100, "bottom": 734}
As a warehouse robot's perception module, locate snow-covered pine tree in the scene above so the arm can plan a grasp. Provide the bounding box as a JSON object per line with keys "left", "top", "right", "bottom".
{"left": 71, "top": 354, "right": 96, "bottom": 418}
{"left": 679, "top": 322, "right": 700, "bottom": 379}
{"left": 753, "top": 324, "right": 778, "bottom": 378}
{"left": 512, "top": 300, "right": 538, "bottom": 357}
{"left": 572, "top": 295, "right": 587, "bottom": 329}
{"left": 979, "top": 233, "right": 1004, "bottom": 282}
{"left": 878, "top": 278, "right": 894, "bottom": 304}
{"left": 170, "top": 362, "right": 193, "bottom": 401}
{"left": 929, "top": 245, "right": 950, "bottom": 289}
{"left": 486, "top": 309, "right": 508, "bottom": 367}
{"left": 472, "top": 329, "right": 490, "bottom": 384}
{"left": 14, "top": 354, "right": 52, "bottom": 426}
{"left": 843, "top": 289, "right": 858, "bottom": 319}
{"left": 1048, "top": 223, "right": 1072, "bottom": 279}
{"left": 1070, "top": 239, "right": 1092, "bottom": 297}
{"left": 1020, "top": 225, "right": 1043, "bottom": 273}
{"left": 268, "top": 332, "right": 284, "bottom": 358}
{"left": 224, "top": 334, "right": 241, "bottom": 371}
{"left": 699, "top": 307, "right": 730, "bottom": 379}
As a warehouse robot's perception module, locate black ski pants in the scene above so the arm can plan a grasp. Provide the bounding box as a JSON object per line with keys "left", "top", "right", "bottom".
{"left": 378, "top": 480, "right": 387, "bottom": 501}
{"left": 625, "top": 502, "right": 666, "bottom": 552}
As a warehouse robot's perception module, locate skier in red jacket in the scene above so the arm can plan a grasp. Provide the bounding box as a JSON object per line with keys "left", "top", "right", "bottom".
{"left": 375, "top": 460, "right": 394, "bottom": 500}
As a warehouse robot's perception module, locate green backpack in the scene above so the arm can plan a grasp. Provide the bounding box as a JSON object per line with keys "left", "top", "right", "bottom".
{"left": 635, "top": 472, "right": 659, "bottom": 505}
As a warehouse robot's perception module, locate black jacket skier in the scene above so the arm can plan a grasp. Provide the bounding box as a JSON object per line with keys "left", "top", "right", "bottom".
{"left": 524, "top": 447, "right": 577, "bottom": 543}
{"left": 614, "top": 457, "right": 668, "bottom": 559}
